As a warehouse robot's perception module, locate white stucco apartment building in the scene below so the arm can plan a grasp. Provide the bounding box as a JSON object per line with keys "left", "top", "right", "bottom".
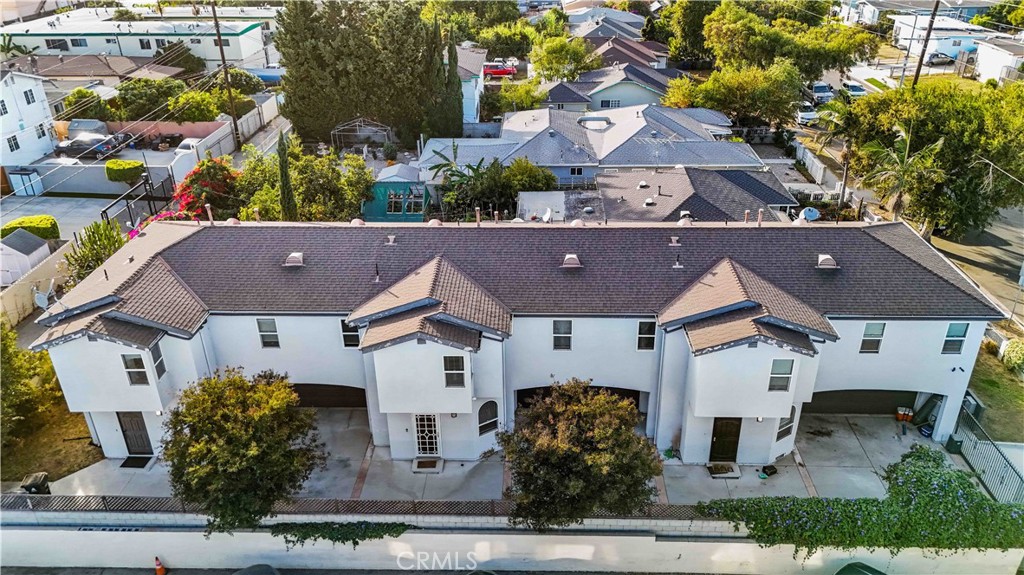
{"left": 0, "top": 7, "right": 269, "bottom": 69}
{"left": 1, "top": 70, "right": 57, "bottom": 165}
{"left": 33, "top": 221, "right": 1003, "bottom": 466}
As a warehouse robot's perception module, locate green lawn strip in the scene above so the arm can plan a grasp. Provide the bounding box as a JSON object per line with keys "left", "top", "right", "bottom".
{"left": 968, "top": 350, "right": 1024, "bottom": 443}
{"left": 865, "top": 77, "right": 890, "bottom": 91}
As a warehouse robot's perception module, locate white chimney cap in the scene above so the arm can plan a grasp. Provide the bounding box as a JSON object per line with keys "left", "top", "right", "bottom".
{"left": 561, "top": 254, "right": 583, "bottom": 268}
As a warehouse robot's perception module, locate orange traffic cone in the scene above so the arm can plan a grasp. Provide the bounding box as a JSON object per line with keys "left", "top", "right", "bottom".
{"left": 155, "top": 556, "right": 167, "bottom": 575}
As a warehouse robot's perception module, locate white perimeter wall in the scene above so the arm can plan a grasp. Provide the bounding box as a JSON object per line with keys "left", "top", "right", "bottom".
{"left": 1, "top": 528, "right": 1020, "bottom": 574}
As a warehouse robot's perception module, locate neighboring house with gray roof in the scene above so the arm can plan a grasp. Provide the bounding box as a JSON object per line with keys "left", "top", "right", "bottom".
{"left": 592, "top": 37, "right": 669, "bottom": 69}
{"left": 33, "top": 220, "right": 1004, "bottom": 464}
{"left": 571, "top": 15, "right": 644, "bottom": 40}
{"left": 0, "top": 228, "right": 50, "bottom": 286}
{"left": 455, "top": 45, "right": 488, "bottom": 124}
{"left": 416, "top": 103, "right": 758, "bottom": 186}
{"left": 543, "top": 64, "right": 679, "bottom": 112}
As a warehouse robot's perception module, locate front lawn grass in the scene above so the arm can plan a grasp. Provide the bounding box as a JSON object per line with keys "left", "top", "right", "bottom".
{"left": 968, "top": 349, "right": 1024, "bottom": 443}
{"left": 916, "top": 74, "right": 983, "bottom": 92}
{"left": 1, "top": 399, "right": 103, "bottom": 482}
{"left": 865, "top": 77, "right": 890, "bottom": 91}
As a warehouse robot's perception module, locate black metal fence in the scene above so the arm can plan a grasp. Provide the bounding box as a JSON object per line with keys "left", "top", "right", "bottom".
{"left": 100, "top": 176, "right": 175, "bottom": 233}
{"left": 0, "top": 495, "right": 704, "bottom": 520}
{"left": 954, "top": 407, "right": 1024, "bottom": 503}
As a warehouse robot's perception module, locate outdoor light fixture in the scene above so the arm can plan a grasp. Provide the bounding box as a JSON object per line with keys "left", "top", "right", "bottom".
{"left": 155, "top": 410, "right": 163, "bottom": 416}
{"left": 451, "top": 413, "right": 457, "bottom": 418}
{"left": 756, "top": 417, "right": 764, "bottom": 423}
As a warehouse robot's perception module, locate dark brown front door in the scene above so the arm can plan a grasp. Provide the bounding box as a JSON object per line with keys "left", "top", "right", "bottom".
{"left": 117, "top": 412, "right": 153, "bottom": 455}
{"left": 709, "top": 417, "right": 741, "bottom": 462}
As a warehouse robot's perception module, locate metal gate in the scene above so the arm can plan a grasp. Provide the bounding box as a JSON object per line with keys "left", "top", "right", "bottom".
{"left": 100, "top": 176, "right": 174, "bottom": 233}
{"left": 954, "top": 407, "right": 1024, "bottom": 503}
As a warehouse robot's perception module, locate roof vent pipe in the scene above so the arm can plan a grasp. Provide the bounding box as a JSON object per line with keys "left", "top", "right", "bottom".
{"left": 744, "top": 209, "right": 750, "bottom": 223}
{"left": 757, "top": 208, "right": 764, "bottom": 227}
{"left": 669, "top": 236, "right": 680, "bottom": 246}
{"left": 385, "top": 235, "right": 396, "bottom": 245}
{"left": 561, "top": 254, "right": 583, "bottom": 268}
{"left": 253, "top": 207, "right": 261, "bottom": 222}
{"left": 548, "top": 129, "right": 556, "bottom": 137}
{"left": 205, "top": 203, "right": 214, "bottom": 224}
{"left": 673, "top": 255, "right": 684, "bottom": 269}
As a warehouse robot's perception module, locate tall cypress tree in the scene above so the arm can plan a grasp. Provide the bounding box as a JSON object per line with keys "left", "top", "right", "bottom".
{"left": 424, "top": 19, "right": 447, "bottom": 137}
{"left": 275, "top": 1, "right": 324, "bottom": 140}
{"left": 444, "top": 32, "right": 464, "bottom": 137}
{"left": 278, "top": 134, "right": 297, "bottom": 222}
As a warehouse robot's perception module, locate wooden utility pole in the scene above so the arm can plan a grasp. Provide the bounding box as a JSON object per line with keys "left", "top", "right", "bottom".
{"left": 910, "top": 0, "right": 942, "bottom": 90}
{"left": 211, "top": 0, "right": 241, "bottom": 149}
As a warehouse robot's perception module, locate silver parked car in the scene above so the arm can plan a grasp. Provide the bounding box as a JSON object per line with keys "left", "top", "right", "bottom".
{"left": 925, "top": 52, "right": 954, "bottom": 66}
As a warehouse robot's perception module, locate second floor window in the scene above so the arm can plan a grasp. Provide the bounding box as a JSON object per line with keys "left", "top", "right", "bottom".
{"left": 341, "top": 320, "right": 360, "bottom": 348}
{"left": 0, "top": 100, "right": 7, "bottom": 115}
{"left": 942, "top": 323, "right": 968, "bottom": 354}
{"left": 122, "top": 354, "right": 149, "bottom": 385}
{"left": 768, "top": 359, "right": 794, "bottom": 392}
{"left": 7, "top": 135, "right": 19, "bottom": 152}
{"left": 553, "top": 320, "right": 572, "bottom": 350}
{"left": 257, "top": 318, "right": 280, "bottom": 348}
{"left": 443, "top": 356, "right": 465, "bottom": 388}
{"left": 155, "top": 39, "right": 168, "bottom": 49}
{"left": 35, "top": 123, "right": 46, "bottom": 139}
{"left": 637, "top": 321, "right": 656, "bottom": 351}
{"left": 214, "top": 38, "right": 230, "bottom": 47}
{"left": 139, "top": 38, "right": 152, "bottom": 50}
{"left": 23, "top": 90, "right": 35, "bottom": 105}
{"left": 569, "top": 167, "right": 583, "bottom": 176}
{"left": 70, "top": 38, "right": 87, "bottom": 47}
{"left": 45, "top": 39, "right": 69, "bottom": 51}
{"left": 152, "top": 343, "right": 167, "bottom": 379}
{"left": 776, "top": 406, "right": 796, "bottom": 440}
{"left": 859, "top": 322, "right": 885, "bottom": 353}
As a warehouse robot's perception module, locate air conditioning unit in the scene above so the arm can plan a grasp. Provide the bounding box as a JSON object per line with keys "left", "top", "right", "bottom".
{"left": 962, "top": 391, "right": 986, "bottom": 420}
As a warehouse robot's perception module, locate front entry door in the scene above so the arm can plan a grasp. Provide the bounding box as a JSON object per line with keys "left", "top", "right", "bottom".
{"left": 709, "top": 417, "right": 742, "bottom": 462}
{"left": 117, "top": 412, "right": 153, "bottom": 455}
{"left": 414, "top": 414, "right": 440, "bottom": 456}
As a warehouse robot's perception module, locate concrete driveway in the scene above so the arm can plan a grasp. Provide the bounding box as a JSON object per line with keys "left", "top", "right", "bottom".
{"left": 299, "top": 408, "right": 371, "bottom": 499}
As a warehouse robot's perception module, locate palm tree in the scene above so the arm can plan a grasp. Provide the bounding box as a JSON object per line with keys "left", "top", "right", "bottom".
{"left": 860, "top": 122, "right": 945, "bottom": 231}
{"left": 810, "top": 99, "right": 853, "bottom": 205}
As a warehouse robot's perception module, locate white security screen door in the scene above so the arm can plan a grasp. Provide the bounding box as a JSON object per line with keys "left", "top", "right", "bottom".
{"left": 414, "top": 414, "right": 440, "bottom": 456}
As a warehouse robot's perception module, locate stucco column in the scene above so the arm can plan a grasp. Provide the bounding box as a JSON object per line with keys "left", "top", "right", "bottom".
{"left": 932, "top": 391, "right": 964, "bottom": 443}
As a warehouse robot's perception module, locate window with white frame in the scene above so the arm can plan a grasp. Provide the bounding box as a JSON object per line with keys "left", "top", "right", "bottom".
{"left": 139, "top": 38, "right": 152, "bottom": 50}
{"left": 23, "top": 89, "right": 35, "bottom": 105}
{"left": 0, "top": 100, "right": 7, "bottom": 115}
{"left": 152, "top": 342, "right": 167, "bottom": 379}
{"left": 569, "top": 167, "right": 583, "bottom": 176}
{"left": 768, "top": 359, "right": 794, "bottom": 392}
{"left": 386, "top": 191, "right": 403, "bottom": 214}
{"left": 942, "top": 323, "right": 968, "bottom": 354}
{"left": 859, "top": 322, "right": 885, "bottom": 353}
{"left": 214, "top": 38, "right": 230, "bottom": 47}
{"left": 478, "top": 400, "right": 498, "bottom": 435}
{"left": 122, "top": 354, "right": 149, "bottom": 385}
{"left": 443, "top": 356, "right": 465, "bottom": 388}
{"left": 70, "top": 38, "right": 88, "bottom": 47}
{"left": 7, "top": 135, "right": 19, "bottom": 152}
{"left": 54, "top": 102, "right": 64, "bottom": 114}
{"left": 553, "top": 320, "right": 572, "bottom": 350}
{"left": 155, "top": 39, "right": 168, "bottom": 49}
{"left": 341, "top": 320, "right": 360, "bottom": 348}
{"left": 256, "top": 318, "right": 280, "bottom": 348}
{"left": 776, "top": 406, "right": 796, "bottom": 440}
{"left": 637, "top": 321, "right": 656, "bottom": 351}
{"left": 407, "top": 189, "right": 424, "bottom": 213}
{"left": 35, "top": 123, "right": 46, "bottom": 139}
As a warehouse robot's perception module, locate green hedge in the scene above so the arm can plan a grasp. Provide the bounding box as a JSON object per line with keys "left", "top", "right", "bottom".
{"left": 104, "top": 159, "right": 145, "bottom": 184}
{"left": 1, "top": 215, "right": 60, "bottom": 240}
{"left": 270, "top": 521, "right": 414, "bottom": 550}
{"left": 698, "top": 445, "right": 1024, "bottom": 557}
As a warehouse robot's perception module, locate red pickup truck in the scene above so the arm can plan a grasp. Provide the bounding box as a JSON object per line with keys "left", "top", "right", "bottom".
{"left": 483, "top": 62, "right": 516, "bottom": 79}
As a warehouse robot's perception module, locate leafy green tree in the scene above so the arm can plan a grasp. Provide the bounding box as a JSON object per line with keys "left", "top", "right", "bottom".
{"left": 211, "top": 87, "right": 256, "bottom": 119}
{"left": 703, "top": 1, "right": 789, "bottom": 69}
{"left": 1, "top": 323, "right": 54, "bottom": 446}
{"left": 529, "top": 36, "right": 601, "bottom": 82}
{"left": 605, "top": 0, "right": 653, "bottom": 17}
{"left": 240, "top": 184, "right": 282, "bottom": 222}
{"left": 111, "top": 7, "right": 142, "bottom": 21}
{"left": 860, "top": 122, "right": 946, "bottom": 227}
{"left": 59, "top": 87, "right": 112, "bottom": 121}
{"left": 505, "top": 157, "right": 557, "bottom": 193}
{"left": 115, "top": 78, "right": 186, "bottom": 121}
{"left": 168, "top": 91, "right": 220, "bottom": 123}
{"left": 663, "top": 0, "right": 720, "bottom": 60}
{"left": 534, "top": 8, "right": 568, "bottom": 38}
{"left": 338, "top": 154, "right": 375, "bottom": 214}
{"left": 235, "top": 144, "right": 279, "bottom": 204}
{"left": 662, "top": 59, "right": 802, "bottom": 128}
{"left": 1, "top": 34, "right": 36, "bottom": 58}
{"left": 421, "top": 0, "right": 520, "bottom": 42}
{"left": 216, "top": 68, "right": 266, "bottom": 95}
{"left": 154, "top": 40, "right": 206, "bottom": 75}
{"left": 278, "top": 133, "right": 297, "bottom": 221}
{"left": 477, "top": 20, "right": 539, "bottom": 59}
{"left": 971, "top": 0, "right": 1024, "bottom": 29}
{"left": 736, "top": 0, "right": 831, "bottom": 26}
{"left": 162, "top": 368, "right": 326, "bottom": 533}
{"left": 64, "top": 220, "right": 126, "bottom": 286}
{"left": 497, "top": 379, "right": 663, "bottom": 530}
{"left": 496, "top": 78, "right": 548, "bottom": 113}
{"left": 641, "top": 15, "right": 672, "bottom": 44}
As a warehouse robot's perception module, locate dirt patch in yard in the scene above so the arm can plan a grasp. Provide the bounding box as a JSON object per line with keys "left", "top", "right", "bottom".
{"left": 968, "top": 350, "right": 1024, "bottom": 443}
{"left": 1, "top": 400, "right": 103, "bottom": 482}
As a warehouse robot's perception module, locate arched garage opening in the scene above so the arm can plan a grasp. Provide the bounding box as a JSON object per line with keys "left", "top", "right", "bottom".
{"left": 290, "top": 384, "right": 368, "bottom": 408}
{"left": 803, "top": 390, "right": 918, "bottom": 415}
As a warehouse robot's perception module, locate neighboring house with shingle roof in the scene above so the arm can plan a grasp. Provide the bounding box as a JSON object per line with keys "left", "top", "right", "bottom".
{"left": 543, "top": 64, "right": 680, "bottom": 111}
{"left": 455, "top": 45, "right": 488, "bottom": 124}
{"left": 0, "top": 228, "right": 50, "bottom": 286}
{"left": 592, "top": 37, "right": 669, "bottom": 69}
{"left": 34, "top": 220, "right": 1004, "bottom": 463}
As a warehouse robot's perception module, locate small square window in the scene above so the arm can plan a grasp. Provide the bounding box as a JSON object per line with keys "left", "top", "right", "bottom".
{"left": 155, "top": 39, "right": 168, "bottom": 49}
{"left": 768, "top": 359, "right": 793, "bottom": 392}
{"left": 257, "top": 318, "right": 280, "bottom": 348}
{"left": 553, "top": 320, "right": 572, "bottom": 350}
{"left": 637, "top": 320, "right": 656, "bottom": 351}
{"left": 35, "top": 123, "right": 46, "bottom": 139}
{"left": 555, "top": 103, "right": 564, "bottom": 110}
{"left": 70, "top": 38, "right": 88, "bottom": 47}
{"left": 386, "top": 191, "right": 403, "bottom": 214}
{"left": 859, "top": 322, "right": 885, "bottom": 354}
{"left": 942, "top": 323, "right": 968, "bottom": 355}
{"left": 45, "top": 39, "right": 69, "bottom": 51}
{"left": 443, "top": 356, "right": 465, "bottom": 388}
{"left": 139, "top": 38, "right": 152, "bottom": 50}
{"left": 569, "top": 167, "right": 583, "bottom": 177}
{"left": 0, "top": 100, "right": 7, "bottom": 115}
{"left": 341, "top": 320, "right": 360, "bottom": 348}
{"left": 214, "top": 38, "right": 230, "bottom": 47}
{"left": 190, "top": 38, "right": 202, "bottom": 44}
{"left": 106, "top": 38, "right": 117, "bottom": 44}
{"left": 122, "top": 354, "right": 149, "bottom": 385}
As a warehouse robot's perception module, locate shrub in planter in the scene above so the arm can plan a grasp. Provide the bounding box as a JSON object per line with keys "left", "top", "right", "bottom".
{"left": 383, "top": 142, "right": 398, "bottom": 162}
{"left": 1, "top": 215, "right": 60, "bottom": 240}
{"left": 104, "top": 159, "right": 145, "bottom": 186}
{"left": 1003, "top": 339, "right": 1024, "bottom": 372}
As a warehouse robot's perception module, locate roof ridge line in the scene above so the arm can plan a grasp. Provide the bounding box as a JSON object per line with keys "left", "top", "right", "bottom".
{"left": 860, "top": 224, "right": 1003, "bottom": 314}
{"left": 432, "top": 256, "right": 513, "bottom": 314}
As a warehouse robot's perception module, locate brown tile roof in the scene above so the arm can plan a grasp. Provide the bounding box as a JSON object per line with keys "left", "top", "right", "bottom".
{"left": 659, "top": 258, "right": 751, "bottom": 325}
{"left": 32, "top": 303, "right": 163, "bottom": 350}
{"left": 359, "top": 305, "right": 481, "bottom": 352}
{"left": 113, "top": 256, "right": 208, "bottom": 334}
{"left": 685, "top": 307, "right": 815, "bottom": 355}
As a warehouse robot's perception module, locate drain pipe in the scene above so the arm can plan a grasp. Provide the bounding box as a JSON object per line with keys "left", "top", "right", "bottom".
{"left": 652, "top": 322, "right": 667, "bottom": 446}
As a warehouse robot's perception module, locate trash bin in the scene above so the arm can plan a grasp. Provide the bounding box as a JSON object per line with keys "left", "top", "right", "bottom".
{"left": 945, "top": 435, "right": 963, "bottom": 454}
{"left": 20, "top": 472, "right": 50, "bottom": 494}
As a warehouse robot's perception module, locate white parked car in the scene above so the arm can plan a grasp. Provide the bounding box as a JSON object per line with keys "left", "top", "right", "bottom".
{"left": 175, "top": 138, "right": 202, "bottom": 154}
{"left": 796, "top": 102, "right": 818, "bottom": 126}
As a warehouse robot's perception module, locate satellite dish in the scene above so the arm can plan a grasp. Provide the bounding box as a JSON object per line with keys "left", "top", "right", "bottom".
{"left": 542, "top": 207, "right": 552, "bottom": 223}
{"left": 33, "top": 291, "right": 49, "bottom": 310}
{"left": 800, "top": 207, "right": 821, "bottom": 221}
